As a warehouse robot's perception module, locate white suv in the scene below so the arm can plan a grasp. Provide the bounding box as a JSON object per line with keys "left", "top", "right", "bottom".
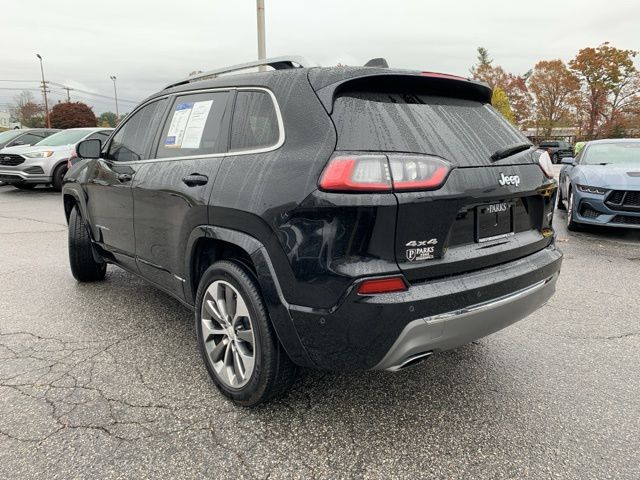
{"left": 0, "top": 128, "right": 112, "bottom": 190}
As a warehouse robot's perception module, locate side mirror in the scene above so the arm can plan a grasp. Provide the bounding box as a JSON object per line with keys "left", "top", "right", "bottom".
{"left": 77, "top": 139, "right": 102, "bottom": 159}
{"left": 561, "top": 157, "right": 574, "bottom": 165}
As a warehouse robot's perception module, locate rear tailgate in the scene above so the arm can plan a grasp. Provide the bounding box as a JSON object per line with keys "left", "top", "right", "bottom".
{"left": 321, "top": 72, "right": 555, "bottom": 283}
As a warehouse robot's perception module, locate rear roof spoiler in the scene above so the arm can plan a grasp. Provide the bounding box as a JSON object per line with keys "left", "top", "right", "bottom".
{"left": 310, "top": 71, "right": 493, "bottom": 114}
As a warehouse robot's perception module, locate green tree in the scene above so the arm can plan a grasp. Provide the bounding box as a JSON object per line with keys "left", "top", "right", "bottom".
{"left": 49, "top": 102, "right": 97, "bottom": 129}
{"left": 492, "top": 87, "right": 515, "bottom": 124}
{"left": 98, "top": 111, "right": 118, "bottom": 127}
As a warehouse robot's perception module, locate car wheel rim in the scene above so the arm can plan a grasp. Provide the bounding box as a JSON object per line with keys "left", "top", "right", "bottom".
{"left": 201, "top": 280, "right": 255, "bottom": 388}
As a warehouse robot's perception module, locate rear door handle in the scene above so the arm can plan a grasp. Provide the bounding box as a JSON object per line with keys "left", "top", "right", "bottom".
{"left": 182, "top": 174, "right": 209, "bottom": 187}
{"left": 117, "top": 173, "right": 132, "bottom": 182}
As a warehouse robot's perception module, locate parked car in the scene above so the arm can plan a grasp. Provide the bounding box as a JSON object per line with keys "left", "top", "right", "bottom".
{"left": 538, "top": 140, "right": 573, "bottom": 164}
{"left": 0, "top": 128, "right": 59, "bottom": 150}
{"left": 63, "top": 56, "right": 562, "bottom": 406}
{"left": 558, "top": 139, "right": 640, "bottom": 230}
{"left": 0, "top": 127, "right": 112, "bottom": 190}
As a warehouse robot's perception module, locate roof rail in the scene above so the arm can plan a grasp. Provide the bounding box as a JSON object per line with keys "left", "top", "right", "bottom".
{"left": 164, "top": 55, "right": 318, "bottom": 89}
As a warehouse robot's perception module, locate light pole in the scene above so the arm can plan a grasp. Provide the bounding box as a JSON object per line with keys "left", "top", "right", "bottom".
{"left": 256, "top": 0, "right": 266, "bottom": 70}
{"left": 36, "top": 54, "right": 50, "bottom": 128}
{"left": 110, "top": 75, "right": 119, "bottom": 124}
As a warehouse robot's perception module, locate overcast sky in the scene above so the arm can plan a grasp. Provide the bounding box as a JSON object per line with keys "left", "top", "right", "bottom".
{"left": 3, "top": 0, "right": 639, "bottom": 115}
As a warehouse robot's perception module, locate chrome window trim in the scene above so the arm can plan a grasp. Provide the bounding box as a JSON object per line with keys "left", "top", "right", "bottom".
{"left": 104, "top": 87, "right": 284, "bottom": 165}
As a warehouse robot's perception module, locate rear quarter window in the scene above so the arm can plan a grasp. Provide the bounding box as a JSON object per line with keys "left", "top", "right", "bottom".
{"left": 230, "top": 90, "right": 280, "bottom": 151}
{"left": 332, "top": 92, "right": 527, "bottom": 167}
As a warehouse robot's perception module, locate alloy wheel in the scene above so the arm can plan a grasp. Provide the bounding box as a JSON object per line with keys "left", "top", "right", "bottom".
{"left": 200, "top": 280, "right": 256, "bottom": 388}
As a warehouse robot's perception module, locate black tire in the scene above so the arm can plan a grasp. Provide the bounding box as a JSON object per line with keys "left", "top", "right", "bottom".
{"left": 14, "top": 183, "right": 36, "bottom": 190}
{"left": 556, "top": 186, "right": 566, "bottom": 210}
{"left": 195, "top": 260, "right": 296, "bottom": 406}
{"left": 68, "top": 206, "right": 107, "bottom": 282}
{"left": 566, "top": 189, "right": 582, "bottom": 232}
{"left": 552, "top": 153, "right": 559, "bottom": 164}
{"left": 52, "top": 163, "right": 68, "bottom": 192}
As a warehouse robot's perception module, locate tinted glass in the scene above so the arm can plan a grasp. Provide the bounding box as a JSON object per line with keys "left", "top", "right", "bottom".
{"left": 86, "top": 131, "right": 112, "bottom": 142}
{"left": 107, "top": 100, "right": 166, "bottom": 162}
{"left": 332, "top": 92, "right": 527, "bottom": 166}
{"left": 12, "top": 133, "right": 41, "bottom": 145}
{"left": 35, "top": 129, "right": 89, "bottom": 146}
{"left": 157, "top": 91, "right": 229, "bottom": 158}
{"left": 230, "top": 91, "right": 279, "bottom": 151}
{"left": 539, "top": 141, "right": 558, "bottom": 147}
{"left": 582, "top": 142, "right": 640, "bottom": 166}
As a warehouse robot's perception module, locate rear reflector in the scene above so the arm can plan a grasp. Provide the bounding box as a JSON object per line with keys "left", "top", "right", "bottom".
{"left": 319, "top": 154, "right": 451, "bottom": 193}
{"left": 357, "top": 276, "right": 408, "bottom": 295}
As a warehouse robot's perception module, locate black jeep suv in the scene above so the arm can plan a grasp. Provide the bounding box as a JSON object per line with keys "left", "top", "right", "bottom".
{"left": 63, "top": 56, "right": 562, "bottom": 406}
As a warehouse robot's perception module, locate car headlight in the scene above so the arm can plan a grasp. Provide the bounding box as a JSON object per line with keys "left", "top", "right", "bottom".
{"left": 23, "top": 151, "right": 54, "bottom": 158}
{"left": 577, "top": 184, "right": 607, "bottom": 195}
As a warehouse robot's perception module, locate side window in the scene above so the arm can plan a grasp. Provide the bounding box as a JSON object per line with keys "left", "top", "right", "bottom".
{"left": 156, "top": 91, "right": 230, "bottom": 158}
{"left": 86, "top": 131, "right": 112, "bottom": 142}
{"left": 230, "top": 91, "right": 280, "bottom": 151}
{"left": 12, "top": 133, "right": 40, "bottom": 146}
{"left": 107, "top": 99, "right": 166, "bottom": 162}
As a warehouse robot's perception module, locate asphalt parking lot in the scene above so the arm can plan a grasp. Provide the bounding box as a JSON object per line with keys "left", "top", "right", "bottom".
{"left": 1, "top": 180, "right": 639, "bottom": 480}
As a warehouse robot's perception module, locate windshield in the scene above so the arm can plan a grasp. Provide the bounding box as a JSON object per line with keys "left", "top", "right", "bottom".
{"left": 582, "top": 142, "right": 640, "bottom": 165}
{"left": 0, "top": 130, "right": 24, "bottom": 143}
{"left": 35, "top": 129, "right": 89, "bottom": 147}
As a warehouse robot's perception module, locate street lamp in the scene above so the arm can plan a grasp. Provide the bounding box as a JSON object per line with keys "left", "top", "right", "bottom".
{"left": 109, "top": 75, "right": 119, "bottom": 124}
{"left": 36, "top": 54, "right": 51, "bottom": 128}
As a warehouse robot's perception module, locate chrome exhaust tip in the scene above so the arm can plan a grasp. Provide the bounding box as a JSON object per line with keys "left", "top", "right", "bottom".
{"left": 386, "top": 351, "right": 433, "bottom": 372}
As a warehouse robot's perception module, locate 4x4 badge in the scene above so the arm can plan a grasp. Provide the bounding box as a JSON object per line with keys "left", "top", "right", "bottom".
{"left": 405, "top": 239, "right": 438, "bottom": 262}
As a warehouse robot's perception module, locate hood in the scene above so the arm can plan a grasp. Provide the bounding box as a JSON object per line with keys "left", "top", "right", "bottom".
{"left": 0, "top": 144, "right": 74, "bottom": 156}
{"left": 577, "top": 165, "right": 640, "bottom": 190}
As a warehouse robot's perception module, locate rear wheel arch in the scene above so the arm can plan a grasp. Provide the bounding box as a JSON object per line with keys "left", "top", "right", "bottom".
{"left": 185, "top": 225, "right": 315, "bottom": 368}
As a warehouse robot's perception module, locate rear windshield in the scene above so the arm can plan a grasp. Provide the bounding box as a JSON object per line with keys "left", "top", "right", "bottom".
{"left": 332, "top": 92, "right": 528, "bottom": 166}
{"left": 539, "top": 141, "right": 557, "bottom": 147}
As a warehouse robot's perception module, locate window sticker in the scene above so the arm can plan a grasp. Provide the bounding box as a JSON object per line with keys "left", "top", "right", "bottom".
{"left": 165, "top": 102, "right": 193, "bottom": 148}
{"left": 181, "top": 100, "right": 213, "bottom": 149}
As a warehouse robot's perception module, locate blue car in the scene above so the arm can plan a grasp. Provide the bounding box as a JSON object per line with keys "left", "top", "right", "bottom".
{"left": 558, "top": 139, "right": 640, "bottom": 230}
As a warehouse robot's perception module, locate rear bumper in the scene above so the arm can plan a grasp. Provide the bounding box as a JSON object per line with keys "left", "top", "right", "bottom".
{"left": 289, "top": 244, "right": 562, "bottom": 371}
{"left": 375, "top": 273, "right": 557, "bottom": 370}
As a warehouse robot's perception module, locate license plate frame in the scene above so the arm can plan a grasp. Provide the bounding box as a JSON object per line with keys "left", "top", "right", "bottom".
{"left": 475, "top": 201, "right": 515, "bottom": 243}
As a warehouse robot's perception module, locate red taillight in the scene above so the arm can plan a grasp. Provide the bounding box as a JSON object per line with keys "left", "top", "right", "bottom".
{"left": 319, "top": 154, "right": 451, "bottom": 193}
{"left": 357, "top": 276, "right": 408, "bottom": 295}
{"left": 319, "top": 155, "right": 392, "bottom": 192}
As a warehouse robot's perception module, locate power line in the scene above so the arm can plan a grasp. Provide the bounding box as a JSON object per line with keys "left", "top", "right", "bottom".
{"left": 0, "top": 79, "right": 140, "bottom": 104}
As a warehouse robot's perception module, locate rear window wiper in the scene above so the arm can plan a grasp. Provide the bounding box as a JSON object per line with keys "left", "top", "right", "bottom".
{"left": 490, "top": 143, "right": 533, "bottom": 162}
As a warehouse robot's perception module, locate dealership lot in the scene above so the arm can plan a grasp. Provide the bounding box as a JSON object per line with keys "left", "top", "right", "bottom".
{"left": 0, "top": 183, "right": 639, "bottom": 479}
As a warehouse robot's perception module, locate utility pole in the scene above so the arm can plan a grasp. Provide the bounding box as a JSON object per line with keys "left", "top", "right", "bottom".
{"left": 256, "top": 0, "right": 266, "bottom": 71}
{"left": 110, "top": 75, "right": 119, "bottom": 124}
{"left": 63, "top": 86, "right": 72, "bottom": 102}
{"left": 35, "top": 54, "right": 50, "bottom": 128}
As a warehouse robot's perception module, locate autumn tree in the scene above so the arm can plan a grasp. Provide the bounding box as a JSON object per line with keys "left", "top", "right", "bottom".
{"left": 569, "top": 42, "right": 640, "bottom": 138}
{"left": 528, "top": 60, "right": 580, "bottom": 136}
{"left": 49, "top": 102, "right": 97, "bottom": 129}
{"left": 11, "top": 91, "right": 44, "bottom": 128}
{"left": 492, "top": 87, "right": 515, "bottom": 124}
{"left": 471, "top": 47, "right": 532, "bottom": 127}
